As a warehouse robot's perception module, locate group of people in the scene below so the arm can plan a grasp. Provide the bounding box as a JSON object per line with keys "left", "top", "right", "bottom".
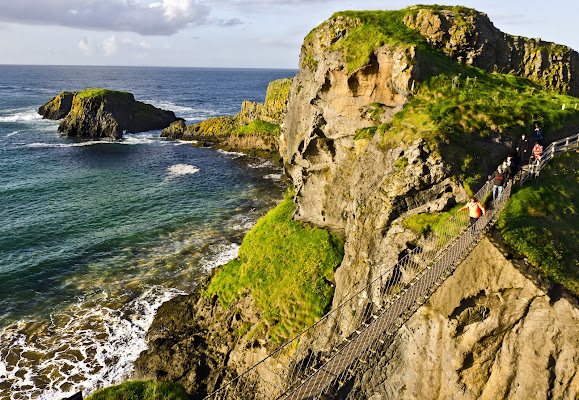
{"left": 459, "top": 123, "right": 547, "bottom": 234}
{"left": 516, "top": 123, "right": 544, "bottom": 167}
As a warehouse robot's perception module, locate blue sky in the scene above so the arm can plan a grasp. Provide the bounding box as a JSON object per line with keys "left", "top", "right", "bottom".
{"left": 0, "top": 0, "right": 575, "bottom": 69}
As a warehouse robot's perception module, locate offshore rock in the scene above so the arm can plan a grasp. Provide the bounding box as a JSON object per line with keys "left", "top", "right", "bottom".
{"left": 39, "top": 89, "right": 179, "bottom": 140}
{"left": 161, "top": 78, "right": 292, "bottom": 160}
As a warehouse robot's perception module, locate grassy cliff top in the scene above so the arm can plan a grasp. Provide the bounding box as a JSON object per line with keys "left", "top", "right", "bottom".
{"left": 77, "top": 88, "right": 134, "bottom": 101}
{"left": 498, "top": 152, "right": 579, "bottom": 295}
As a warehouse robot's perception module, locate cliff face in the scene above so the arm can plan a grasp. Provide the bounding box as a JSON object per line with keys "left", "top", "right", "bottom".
{"left": 404, "top": 8, "right": 579, "bottom": 96}
{"left": 347, "top": 236, "right": 579, "bottom": 400}
{"left": 279, "top": 6, "right": 579, "bottom": 397}
{"left": 39, "top": 89, "right": 179, "bottom": 139}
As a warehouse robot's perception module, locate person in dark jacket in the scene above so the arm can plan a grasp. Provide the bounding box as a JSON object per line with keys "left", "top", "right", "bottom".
{"left": 491, "top": 165, "right": 506, "bottom": 200}
{"left": 516, "top": 133, "right": 532, "bottom": 165}
{"left": 534, "top": 123, "right": 544, "bottom": 144}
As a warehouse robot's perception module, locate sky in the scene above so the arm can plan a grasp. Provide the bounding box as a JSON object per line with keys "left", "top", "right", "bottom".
{"left": 0, "top": 0, "right": 576, "bottom": 69}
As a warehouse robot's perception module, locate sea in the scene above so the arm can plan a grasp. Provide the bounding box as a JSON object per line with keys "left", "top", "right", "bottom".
{"left": 0, "top": 65, "right": 296, "bottom": 400}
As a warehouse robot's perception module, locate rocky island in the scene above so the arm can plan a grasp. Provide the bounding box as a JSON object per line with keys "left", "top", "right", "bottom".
{"left": 39, "top": 89, "right": 180, "bottom": 140}
{"left": 88, "top": 5, "right": 579, "bottom": 400}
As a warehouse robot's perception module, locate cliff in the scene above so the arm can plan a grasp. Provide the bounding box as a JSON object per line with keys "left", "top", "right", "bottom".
{"left": 161, "top": 78, "right": 292, "bottom": 161}
{"left": 39, "top": 89, "right": 179, "bottom": 140}
{"left": 347, "top": 234, "right": 579, "bottom": 400}
{"left": 134, "top": 6, "right": 579, "bottom": 399}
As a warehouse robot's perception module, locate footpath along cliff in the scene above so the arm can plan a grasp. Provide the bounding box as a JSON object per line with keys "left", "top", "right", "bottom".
{"left": 134, "top": 6, "right": 579, "bottom": 399}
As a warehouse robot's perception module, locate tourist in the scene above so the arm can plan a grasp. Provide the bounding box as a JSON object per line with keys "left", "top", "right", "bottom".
{"left": 532, "top": 141, "right": 544, "bottom": 167}
{"left": 534, "top": 123, "right": 544, "bottom": 144}
{"left": 516, "top": 133, "right": 532, "bottom": 165}
{"left": 459, "top": 196, "right": 486, "bottom": 235}
{"left": 490, "top": 165, "right": 506, "bottom": 200}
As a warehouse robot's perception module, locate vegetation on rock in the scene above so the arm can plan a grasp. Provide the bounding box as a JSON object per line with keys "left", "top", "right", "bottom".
{"left": 498, "top": 152, "right": 579, "bottom": 294}
{"left": 206, "top": 190, "right": 344, "bottom": 343}
{"left": 85, "top": 380, "right": 189, "bottom": 400}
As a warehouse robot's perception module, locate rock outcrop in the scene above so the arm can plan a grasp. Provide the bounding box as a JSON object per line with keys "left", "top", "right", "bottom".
{"left": 404, "top": 7, "right": 579, "bottom": 96}
{"left": 161, "top": 78, "right": 292, "bottom": 160}
{"left": 39, "top": 89, "right": 179, "bottom": 140}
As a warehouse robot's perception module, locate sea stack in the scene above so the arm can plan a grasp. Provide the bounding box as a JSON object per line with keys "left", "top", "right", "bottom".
{"left": 39, "top": 89, "right": 180, "bottom": 139}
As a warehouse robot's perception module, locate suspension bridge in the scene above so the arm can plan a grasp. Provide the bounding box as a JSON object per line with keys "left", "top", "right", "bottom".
{"left": 204, "top": 133, "right": 578, "bottom": 400}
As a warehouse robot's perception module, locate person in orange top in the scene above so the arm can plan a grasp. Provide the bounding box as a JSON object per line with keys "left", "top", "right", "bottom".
{"left": 459, "top": 196, "right": 486, "bottom": 234}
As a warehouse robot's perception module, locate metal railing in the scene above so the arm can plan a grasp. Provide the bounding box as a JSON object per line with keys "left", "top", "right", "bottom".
{"left": 522, "top": 133, "right": 578, "bottom": 184}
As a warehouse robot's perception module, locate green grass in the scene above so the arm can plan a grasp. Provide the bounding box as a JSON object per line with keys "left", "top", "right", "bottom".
{"left": 205, "top": 190, "right": 344, "bottom": 343}
{"left": 235, "top": 119, "right": 280, "bottom": 137}
{"left": 85, "top": 380, "right": 189, "bottom": 400}
{"left": 498, "top": 152, "right": 579, "bottom": 294}
{"left": 402, "top": 203, "right": 465, "bottom": 236}
{"left": 77, "top": 88, "right": 133, "bottom": 100}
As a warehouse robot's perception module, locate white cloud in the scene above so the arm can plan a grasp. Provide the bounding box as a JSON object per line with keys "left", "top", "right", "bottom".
{"left": 0, "top": 0, "right": 212, "bottom": 36}
{"left": 78, "top": 36, "right": 92, "bottom": 55}
{"left": 100, "top": 35, "right": 118, "bottom": 56}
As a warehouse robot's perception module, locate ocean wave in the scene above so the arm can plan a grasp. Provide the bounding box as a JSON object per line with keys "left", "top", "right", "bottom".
{"left": 144, "top": 100, "right": 222, "bottom": 121}
{"left": 0, "top": 286, "right": 184, "bottom": 400}
{"left": 200, "top": 243, "right": 240, "bottom": 272}
{"left": 165, "top": 163, "right": 200, "bottom": 179}
{"left": 6, "top": 130, "right": 20, "bottom": 137}
{"left": 0, "top": 110, "right": 42, "bottom": 123}
{"left": 216, "top": 148, "right": 245, "bottom": 158}
{"left": 25, "top": 141, "right": 113, "bottom": 148}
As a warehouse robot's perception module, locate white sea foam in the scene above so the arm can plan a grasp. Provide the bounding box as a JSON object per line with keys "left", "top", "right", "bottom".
{"left": 264, "top": 173, "right": 282, "bottom": 181}
{"left": 6, "top": 130, "right": 20, "bottom": 137}
{"left": 200, "top": 243, "right": 240, "bottom": 272}
{"left": 217, "top": 148, "right": 245, "bottom": 158}
{"left": 146, "top": 100, "right": 222, "bottom": 121}
{"left": 26, "top": 141, "right": 112, "bottom": 148}
{"left": 0, "top": 110, "right": 42, "bottom": 123}
{"left": 0, "top": 286, "right": 184, "bottom": 400}
{"left": 166, "top": 163, "right": 200, "bottom": 179}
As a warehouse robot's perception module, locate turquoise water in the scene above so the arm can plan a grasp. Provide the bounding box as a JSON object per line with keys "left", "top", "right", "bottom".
{"left": 0, "top": 66, "right": 295, "bottom": 399}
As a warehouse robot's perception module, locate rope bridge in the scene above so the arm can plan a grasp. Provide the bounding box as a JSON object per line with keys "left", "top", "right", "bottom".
{"left": 204, "top": 133, "right": 578, "bottom": 400}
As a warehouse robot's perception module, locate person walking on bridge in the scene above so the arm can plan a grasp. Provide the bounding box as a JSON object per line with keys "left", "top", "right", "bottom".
{"left": 459, "top": 196, "right": 486, "bottom": 235}
{"left": 490, "top": 165, "right": 506, "bottom": 200}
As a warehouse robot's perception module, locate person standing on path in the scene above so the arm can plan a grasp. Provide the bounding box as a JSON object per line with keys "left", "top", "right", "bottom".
{"left": 516, "top": 133, "right": 532, "bottom": 165}
{"left": 490, "top": 165, "right": 506, "bottom": 200}
{"left": 459, "top": 196, "right": 486, "bottom": 235}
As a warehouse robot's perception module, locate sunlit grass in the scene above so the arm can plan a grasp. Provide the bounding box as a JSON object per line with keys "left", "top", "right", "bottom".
{"left": 498, "top": 152, "right": 579, "bottom": 294}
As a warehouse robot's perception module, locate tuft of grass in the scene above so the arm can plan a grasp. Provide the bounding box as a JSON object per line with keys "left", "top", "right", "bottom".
{"left": 205, "top": 190, "right": 344, "bottom": 343}
{"left": 85, "top": 380, "right": 189, "bottom": 400}
{"left": 235, "top": 119, "right": 280, "bottom": 137}
{"left": 498, "top": 152, "right": 579, "bottom": 294}
{"left": 402, "top": 203, "right": 465, "bottom": 236}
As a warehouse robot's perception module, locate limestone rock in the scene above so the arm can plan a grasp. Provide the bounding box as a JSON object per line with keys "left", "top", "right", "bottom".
{"left": 346, "top": 237, "right": 579, "bottom": 399}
